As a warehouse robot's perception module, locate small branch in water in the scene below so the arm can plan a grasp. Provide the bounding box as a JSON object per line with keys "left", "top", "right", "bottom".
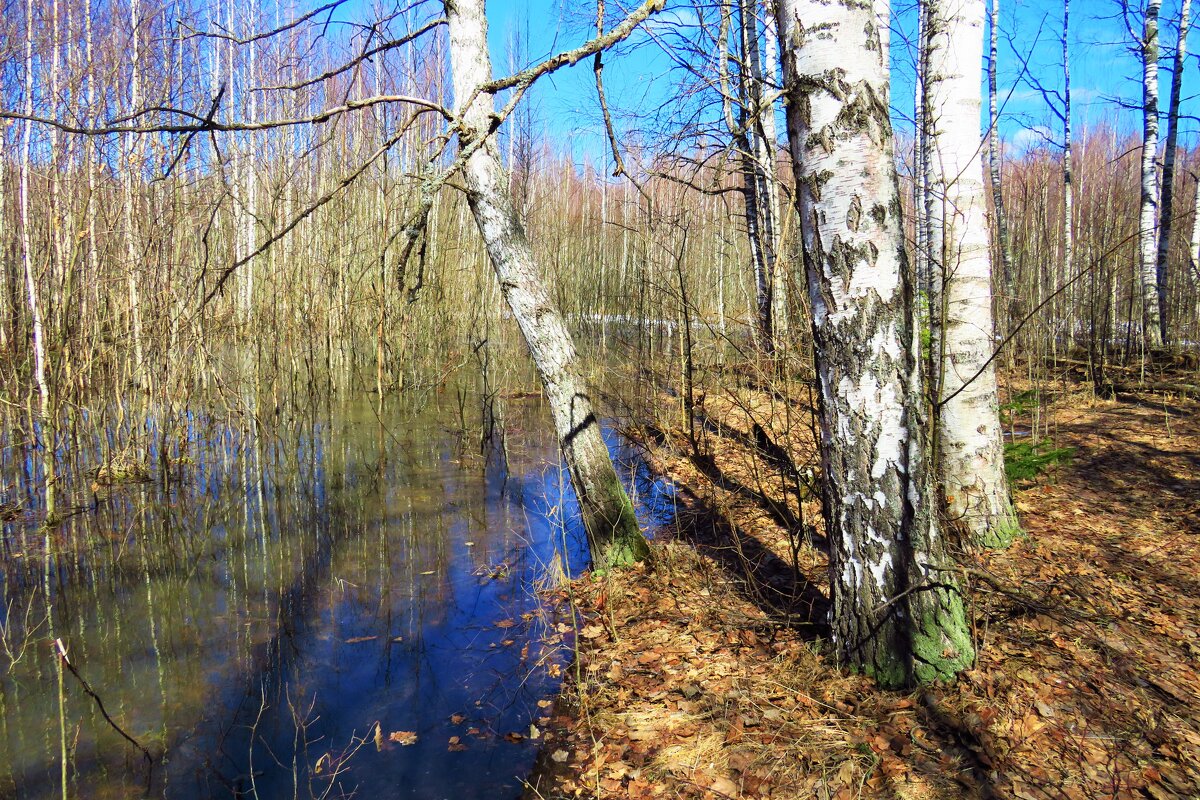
{"left": 54, "top": 638, "right": 154, "bottom": 789}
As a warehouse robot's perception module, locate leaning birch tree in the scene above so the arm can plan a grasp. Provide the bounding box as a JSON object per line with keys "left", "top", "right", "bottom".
{"left": 443, "top": 0, "right": 651, "bottom": 568}
{"left": 923, "top": 0, "right": 1018, "bottom": 548}
{"left": 775, "top": 0, "right": 973, "bottom": 686}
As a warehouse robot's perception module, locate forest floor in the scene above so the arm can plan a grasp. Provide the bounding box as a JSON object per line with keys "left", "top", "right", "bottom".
{"left": 523, "top": 369, "right": 1200, "bottom": 800}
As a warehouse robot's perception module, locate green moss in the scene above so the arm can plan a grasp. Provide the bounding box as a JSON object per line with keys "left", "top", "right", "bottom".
{"left": 589, "top": 470, "right": 649, "bottom": 569}
{"left": 910, "top": 590, "right": 974, "bottom": 685}
{"left": 980, "top": 511, "right": 1022, "bottom": 550}
{"left": 865, "top": 655, "right": 908, "bottom": 690}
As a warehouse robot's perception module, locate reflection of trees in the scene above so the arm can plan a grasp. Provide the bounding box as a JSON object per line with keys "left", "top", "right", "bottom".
{"left": 0, "top": 392, "right": 631, "bottom": 797}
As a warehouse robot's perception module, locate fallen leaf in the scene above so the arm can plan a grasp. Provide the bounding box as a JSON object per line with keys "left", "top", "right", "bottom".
{"left": 710, "top": 776, "right": 737, "bottom": 796}
{"left": 388, "top": 731, "right": 418, "bottom": 746}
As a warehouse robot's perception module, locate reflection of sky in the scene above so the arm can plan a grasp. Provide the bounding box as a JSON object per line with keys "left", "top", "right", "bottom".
{"left": 0, "top": 399, "right": 675, "bottom": 799}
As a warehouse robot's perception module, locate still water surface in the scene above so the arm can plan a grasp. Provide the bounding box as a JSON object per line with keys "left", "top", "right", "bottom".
{"left": 0, "top": 392, "right": 673, "bottom": 798}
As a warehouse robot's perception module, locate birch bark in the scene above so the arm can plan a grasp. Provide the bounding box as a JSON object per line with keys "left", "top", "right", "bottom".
{"left": 20, "top": 0, "right": 55, "bottom": 520}
{"left": 923, "top": 0, "right": 1018, "bottom": 548}
{"left": 1140, "top": 0, "right": 1165, "bottom": 349}
{"left": 722, "top": 0, "right": 774, "bottom": 353}
{"left": 1062, "top": 0, "right": 1073, "bottom": 335}
{"left": 444, "top": 0, "right": 649, "bottom": 568}
{"left": 775, "top": 0, "right": 972, "bottom": 686}
{"left": 1155, "top": 0, "right": 1190, "bottom": 344}
{"left": 987, "top": 0, "right": 1015, "bottom": 326}
{"left": 124, "top": 0, "right": 147, "bottom": 390}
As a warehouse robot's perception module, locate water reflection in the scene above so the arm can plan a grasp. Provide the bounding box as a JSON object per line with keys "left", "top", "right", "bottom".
{"left": 0, "top": 392, "right": 670, "bottom": 799}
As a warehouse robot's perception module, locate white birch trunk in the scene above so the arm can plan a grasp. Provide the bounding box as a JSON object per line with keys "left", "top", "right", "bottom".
{"left": 444, "top": 0, "right": 648, "bottom": 568}
{"left": 762, "top": 14, "right": 789, "bottom": 339}
{"left": 20, "top": 0, "right": 55, "bottom": 521}
{"left": 124, "top": 0, "right": 147, "bottom": 390}
{"left": 1191, "top": 173, "right": 1200, "bottom": 278}
{"left": 987, "top": 0, "right": 1015, "bottom": 327}
{"left": 924, "top": 0, "right": 1017, "bottom": 548}
{"left": 1062, "top": 0, "right": 1073, "bottom": 335}
{"left": 742, "top": 0, "right": 782, "bottom": 350}
{"left": 1155, "top": 0, "right": 1190, "bottom": 344}
{"left": 775, "top": 0, "right": 972, "bottom": 686}
{"left": 1140, "top": 0, "right": 1165, "bottom": 349}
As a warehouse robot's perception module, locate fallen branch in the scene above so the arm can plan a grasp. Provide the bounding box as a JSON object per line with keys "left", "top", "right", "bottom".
{"left": 55, "top": 638, "right": 154, "bottom": 788}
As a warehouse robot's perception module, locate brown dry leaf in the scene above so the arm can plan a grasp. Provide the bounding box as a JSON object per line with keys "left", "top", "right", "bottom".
{"left": 580, "top": 624, "right": 605, "bottom": 639}
{"left": 344, "top": 636, "right": 377, "bottom": 644}
{"left": 495, "top": 618, "right": 516, "bottom": 629}
{"left": 450, "top": 713, "right": 465, "bottom": 725}
{"left": 709, "top": 775, "right": 738, "bottom": 796}
{"left": 388, "top": 730, "right": 418, "bottom": 746}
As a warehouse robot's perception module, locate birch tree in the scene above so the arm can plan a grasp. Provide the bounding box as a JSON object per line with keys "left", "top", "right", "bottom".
{"left": 1155, "top": 0, "right": 1190, "bottom": 343}
{"left": 443, "top": 0, "right": 651, "bottom": 568}
{"left": 923, "top": 0, "right": 1018, "bottom": 548}
{"left": 1140, "top": 0, "right": 1165, "bottom": 349}
{"left": 775, "top": 0, "right": 973, "bottom": 686}
{"left": 987, "top": 0, "right": 1014, "bottom": 320}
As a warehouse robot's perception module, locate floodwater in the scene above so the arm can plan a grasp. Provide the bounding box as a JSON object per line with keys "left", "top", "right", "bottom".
{"left": 0, "top": 390, "right": 675, "bottom": 799}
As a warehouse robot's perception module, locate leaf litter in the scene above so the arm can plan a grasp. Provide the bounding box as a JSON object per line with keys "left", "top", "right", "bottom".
{"left": 523, "top": 378, "right": 1200, "bottom": 799}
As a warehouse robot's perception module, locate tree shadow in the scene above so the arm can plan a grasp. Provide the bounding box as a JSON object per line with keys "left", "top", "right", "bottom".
{"left": 639, "top": 440, "right": 830, "bottom": 637}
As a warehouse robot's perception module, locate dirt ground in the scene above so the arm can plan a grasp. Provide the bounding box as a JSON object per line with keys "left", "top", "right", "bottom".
{"left": 522, "top": 373, "right": 1200, "bottom": 800}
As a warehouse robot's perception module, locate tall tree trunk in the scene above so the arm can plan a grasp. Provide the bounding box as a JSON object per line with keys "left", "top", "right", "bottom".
{"left": 443, "top": 0, "right": 648, "bottom": 568}
{"left": 1140, "top": 0, "right": 1165, "bottom": 349}
{"left": 923, "top": 0, "right": 1018, "bottom": 548}
{"left": 732, "top": 0, "right": 774, "bottom": 353}
{"left": 20, "top": 0, "right": 55, "bottom": 522}
{"left": 1155, "top": 0, "right": 1190, "bottom": 345}
{"left": 987, "top": 0, "right": 1015, "bottom": 328}
{"left": 914, "top": 0, "right": 930, "bottom": 302}
{"left": 1062, "top": 0, "right": 1073, "bottom": 340}
{"left": 741, "top": 0, "right": 783, "bottom": 351}
{"left": 761, "top": 14, "right": 789, "bottom": 341}
{"left": 124, "top": 0, "right": 147, "bottom": 391}
{"left": 775, "top": 0, "right": 973, "bottom": 687}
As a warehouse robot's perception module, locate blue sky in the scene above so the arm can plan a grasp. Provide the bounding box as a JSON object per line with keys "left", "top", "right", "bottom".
{"left": 480, "top": 0, "right": 1199, "bottom": 166}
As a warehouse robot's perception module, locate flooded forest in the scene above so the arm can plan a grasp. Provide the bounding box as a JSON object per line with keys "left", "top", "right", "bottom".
{"left": 2, "top": 0, "right": 1199, "bottom": 798}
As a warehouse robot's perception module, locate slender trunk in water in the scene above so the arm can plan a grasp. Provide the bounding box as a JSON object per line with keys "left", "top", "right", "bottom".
{"left": 444, "top": 0, "right": 649, "bottom": 568}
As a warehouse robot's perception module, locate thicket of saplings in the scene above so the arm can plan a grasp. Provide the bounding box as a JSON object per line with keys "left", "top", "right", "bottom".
{"left": 2, "top": 117, "right": 1199, "bottom": 526}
